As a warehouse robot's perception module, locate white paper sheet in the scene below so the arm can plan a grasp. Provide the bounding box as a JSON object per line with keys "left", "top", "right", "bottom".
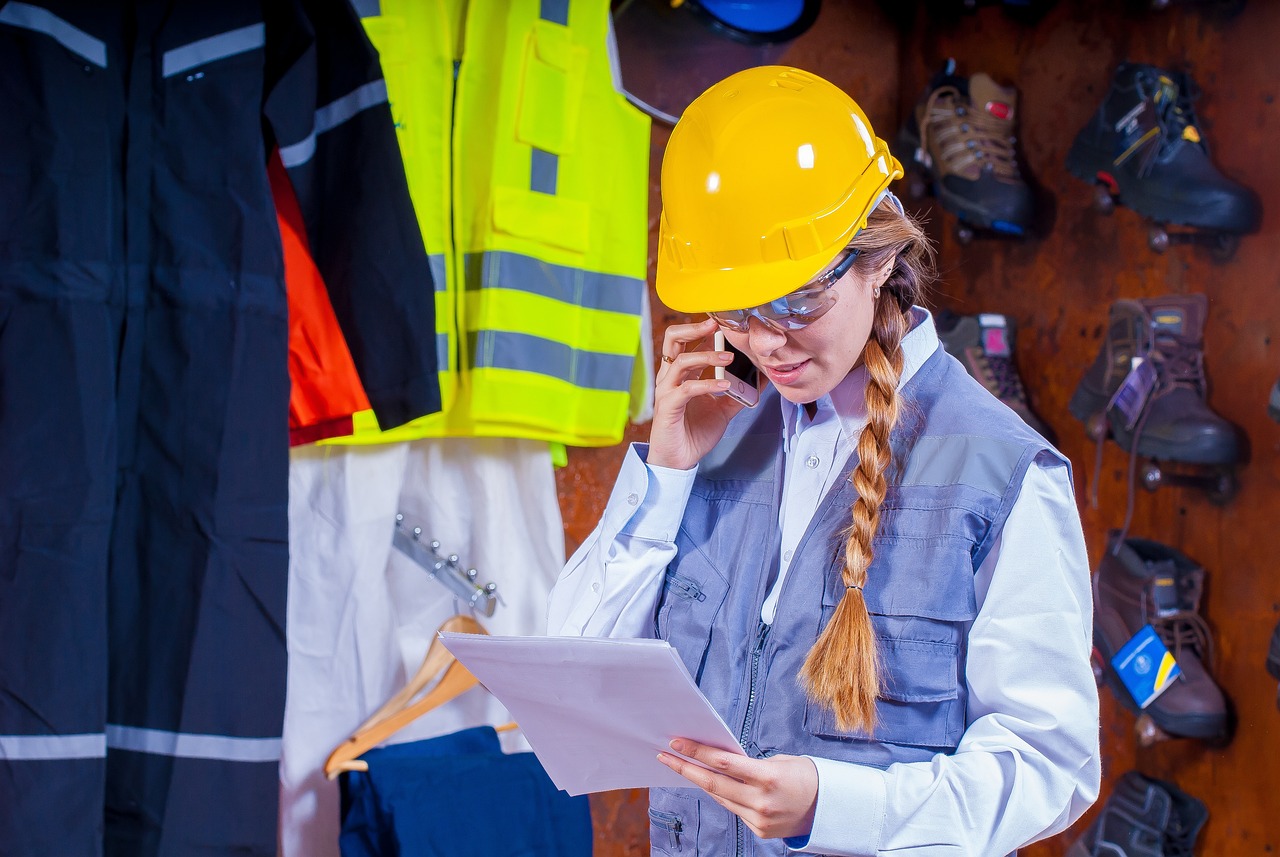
{"left": 438, "top": 632, "right": 745, "bottom": 795}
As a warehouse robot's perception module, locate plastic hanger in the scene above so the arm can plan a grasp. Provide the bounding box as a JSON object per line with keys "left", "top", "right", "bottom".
{"left": 323, "top": 615, "right": 516, "bottom": 779}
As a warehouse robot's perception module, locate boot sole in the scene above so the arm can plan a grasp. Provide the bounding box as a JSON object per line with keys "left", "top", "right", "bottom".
{"left": 1093, "top": 624, "right": 1231, "bottom": 742}
{"left": 1066, "top": 137, "right": 1255, "bottom": 233}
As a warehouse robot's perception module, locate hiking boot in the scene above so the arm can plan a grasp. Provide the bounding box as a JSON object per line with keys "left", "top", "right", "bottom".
{"left": 898, "top": 59, "right": 1034, "bottom": 237}
{"left": 1066, "top": 62, "right": 1261, "bottom": 234}
{"left": 1067, "top": 770, "right": 1207, "bottom": 857}
{"left": 936, "top": 310, "right": 1056, "bottom": 443}
{"left": 1068, "top": 293, "right": 1239, "bottom": 465}
{"left": 1269, "top": 377, "right": 1280, "bottom": 423}
{"left": 1093, "top": 531, "right": 1231, "bottom": 742}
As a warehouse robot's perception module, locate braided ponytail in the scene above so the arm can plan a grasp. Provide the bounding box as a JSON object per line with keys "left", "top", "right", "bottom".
{"left": 798, "top": 201, "right": 933, "bottom": 735}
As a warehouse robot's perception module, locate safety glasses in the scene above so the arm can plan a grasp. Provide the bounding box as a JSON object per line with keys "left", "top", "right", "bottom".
{"left": 708, "top": 248, "right": 860, "bottom": 334}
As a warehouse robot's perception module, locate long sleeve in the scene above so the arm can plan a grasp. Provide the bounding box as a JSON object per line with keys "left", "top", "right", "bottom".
{"left": 263, "top": 0, "right": 440, "bottom": 430}
{"left": 547, "top": 443, "right": 698, "bottom": 638}
{"left": 793, "top": 458, "right": 1101, "bottom": 856}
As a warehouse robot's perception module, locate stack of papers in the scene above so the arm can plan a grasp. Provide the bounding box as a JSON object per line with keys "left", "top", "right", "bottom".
{"left": 439, "top": 633, "right": 745, "bottom": 796}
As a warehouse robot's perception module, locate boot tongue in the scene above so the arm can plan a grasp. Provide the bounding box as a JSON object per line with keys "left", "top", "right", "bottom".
{"left": 1147, "top": 559, "right": 1181, "bottom": 618}
{"left": 1143, "top": 294, "right": 1207, "bottom": 343}
{"left": 969, "top": 73, "right": 1017, "bottom": 124}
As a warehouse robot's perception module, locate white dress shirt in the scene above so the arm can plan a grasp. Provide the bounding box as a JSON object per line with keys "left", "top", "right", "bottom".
{"left": 547, "top": 310, "right": 1101, "bottom": 856}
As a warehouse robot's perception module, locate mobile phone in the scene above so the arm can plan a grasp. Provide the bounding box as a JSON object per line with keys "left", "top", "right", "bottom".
{"left": 713, "top": 330, "right": 760, "bottom": 408}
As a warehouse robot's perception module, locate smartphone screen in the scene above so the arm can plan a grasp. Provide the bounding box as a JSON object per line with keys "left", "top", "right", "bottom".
{"left": 713, "top": 330, "right": 760, "bottom": 408}
{"left": 724, "top": 340, "right": 759, "bottom": 389}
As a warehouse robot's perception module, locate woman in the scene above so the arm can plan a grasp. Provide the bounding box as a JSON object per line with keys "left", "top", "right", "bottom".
{"left": 548, "top": 66, "right": 1100, "bottom": 856}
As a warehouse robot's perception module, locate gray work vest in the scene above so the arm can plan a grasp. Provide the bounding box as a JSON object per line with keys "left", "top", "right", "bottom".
{"left": 648, "top": 344, "right": 1063, "bottom": 857}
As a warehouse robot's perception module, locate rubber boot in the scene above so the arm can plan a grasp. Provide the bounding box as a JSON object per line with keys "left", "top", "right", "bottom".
{"left": 1093, "top": 531, "right": 1231, "bottom": 742}
{"left": 1068, "top": 293, "right": 1239, "bottom": 465}
{"left": 1067, "top": 770, "right": 1207, "bottom": 857}
{"left": 1066, "top": 62, "right": 1261, "bottom": 234}
{"left": 898, "top": 59, "right": 1034, "bottom": 236}
{"left": 936, "top": 311, "right": 1056, "bottom": 443}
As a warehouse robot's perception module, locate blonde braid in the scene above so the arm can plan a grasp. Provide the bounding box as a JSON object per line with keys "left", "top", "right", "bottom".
{"left": 800, "top": 297, "right": 910, "bottom": 734}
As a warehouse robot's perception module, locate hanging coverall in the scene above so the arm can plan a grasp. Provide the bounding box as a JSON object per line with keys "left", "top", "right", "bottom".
{"left": 0, "top": 2, "right": 439, "bottom": 855}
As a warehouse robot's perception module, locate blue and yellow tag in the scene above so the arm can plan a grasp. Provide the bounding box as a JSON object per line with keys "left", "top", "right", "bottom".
{"left": 1111, "top": 624, "right": 1181, "bottom": 709}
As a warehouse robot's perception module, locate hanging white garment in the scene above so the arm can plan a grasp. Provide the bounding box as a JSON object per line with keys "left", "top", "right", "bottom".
{"left": 279, "top": 437, "right": 564, "bottom": 857}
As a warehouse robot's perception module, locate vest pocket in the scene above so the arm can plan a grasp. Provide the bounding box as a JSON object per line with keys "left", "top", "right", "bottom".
{"left": 655, "top": 567, "right": 729, "bottom": 684}
{"left": 803, "top": 634, "right": 962, "bottom": 749}
{"left": 648, "top": 791, "right": 700, "bottom": 855}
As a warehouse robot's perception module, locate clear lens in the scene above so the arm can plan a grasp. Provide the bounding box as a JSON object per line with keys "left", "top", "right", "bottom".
{"left": 707, "top": 248, "right": 856, "bottom": 334}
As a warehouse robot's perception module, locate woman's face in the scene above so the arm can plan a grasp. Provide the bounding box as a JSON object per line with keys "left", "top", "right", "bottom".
{"left": 721, "top": 260, "right": 886, "bottom": 406}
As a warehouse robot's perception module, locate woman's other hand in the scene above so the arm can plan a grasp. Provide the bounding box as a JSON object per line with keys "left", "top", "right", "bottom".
{"left": 657, "top": 737, "right": 819, "bottom": 841}
{"left": 648, "top": 318, "right": 747, "bottom": 471}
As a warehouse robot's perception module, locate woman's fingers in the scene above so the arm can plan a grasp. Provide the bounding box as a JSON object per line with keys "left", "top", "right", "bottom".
{"left": 659, "top": 317, "right": 719, "bottom": 366}
{"left": 658, "top": 739, "right": 819, "bottom": 841}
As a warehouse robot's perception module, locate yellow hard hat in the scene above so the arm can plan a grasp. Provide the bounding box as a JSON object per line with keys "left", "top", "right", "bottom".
{"left": 656, "top": 66, "right": 903, "bottom": 313}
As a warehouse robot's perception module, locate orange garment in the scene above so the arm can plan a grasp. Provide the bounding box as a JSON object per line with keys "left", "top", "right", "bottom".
{"left": 270, "top": 151, "right": 371, "bottom": 445}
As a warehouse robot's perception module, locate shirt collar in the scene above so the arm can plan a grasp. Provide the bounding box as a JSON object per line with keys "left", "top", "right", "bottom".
{"left": 780, "top": 306, "right": 938, "bottom": 445}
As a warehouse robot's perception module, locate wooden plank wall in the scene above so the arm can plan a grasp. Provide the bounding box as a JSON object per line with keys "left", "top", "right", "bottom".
{"left": 559, "top": 1, "right": 1280, "bottom": 853}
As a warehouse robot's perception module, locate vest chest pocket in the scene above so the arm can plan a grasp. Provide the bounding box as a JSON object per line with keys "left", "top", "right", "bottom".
{"left": 655, "top": 565, "right": 729, "bottom": 685}
{"left": 648, "top": 790, "right": 700, "bottom": 855}
{"left": 803, "top": 634, "right": 963, "bottom": 749}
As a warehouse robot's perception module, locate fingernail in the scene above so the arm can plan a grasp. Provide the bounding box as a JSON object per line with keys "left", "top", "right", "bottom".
{"left": 668, "top": 739, "right": 681, "bottom": 752}
{"left": 716, "top": 352, "right": 732, "bottom": 362}
{"left": 716, "top": 380, "right": 730, "bottom": 390}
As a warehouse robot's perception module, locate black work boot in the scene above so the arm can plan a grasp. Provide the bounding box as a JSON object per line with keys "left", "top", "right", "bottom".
{"left": 1068, "top": 293, "right": 1239, "bottom": 465}
{"left": 1067, "top": 770, "right": 1207, "bottom": 857}
{"left": 936, "top": 310, "right": 1056, "bottom": 443}
{"left": 1093, "top": 531, "right": 1231, "bottom": 742}
{"left": 898, "top": 59, "right": 1034, "bottom": 237}
{"left": 1066, "top": 62, "right": 1261, "bottom": 234}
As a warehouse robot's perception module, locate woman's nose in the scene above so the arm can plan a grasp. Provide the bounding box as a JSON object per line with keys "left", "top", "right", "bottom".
{"left": 745, "top": 314, "right": 788, "bottom": 353}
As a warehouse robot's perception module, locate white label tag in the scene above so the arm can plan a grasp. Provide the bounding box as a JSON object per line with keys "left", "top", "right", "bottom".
{"left": 1107, "top": 358, "right": 1158, "bottom": 430}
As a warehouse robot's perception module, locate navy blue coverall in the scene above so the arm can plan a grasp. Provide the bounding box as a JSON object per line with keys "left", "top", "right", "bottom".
{"left": 0, "top": 2, "right": 439, "bottom": 854}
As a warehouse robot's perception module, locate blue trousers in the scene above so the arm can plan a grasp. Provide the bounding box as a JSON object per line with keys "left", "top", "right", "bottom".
{"left": 339, "top": 726, "right": 592, "bottom": 856}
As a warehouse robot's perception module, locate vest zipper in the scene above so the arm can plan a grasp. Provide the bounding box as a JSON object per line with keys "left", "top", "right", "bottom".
{"left": 735, "top": 620, "right": 771, "bottom": 857}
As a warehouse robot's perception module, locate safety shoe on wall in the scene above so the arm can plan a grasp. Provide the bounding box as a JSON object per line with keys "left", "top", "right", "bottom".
{"left": 898, "top": 59, "right": 1034, "bottom": 238}
{"left": 936, "top": 311, "right": 1055, "bottom": 443}
{"left": 1068, "top": 293, "right": 1239, "bottom": 465}
{"left": 1093, "top": 531, "right": 1231, "bottom": 742}
{"left": 1067, "top": 770, "right": 1208, "bottom": 857}
{"left": 1066, "top": 62, "right": 1261, "bottom": 235}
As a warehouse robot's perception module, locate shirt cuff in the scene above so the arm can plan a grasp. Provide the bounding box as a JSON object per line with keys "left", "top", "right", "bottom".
{"left": 597, "top": 443, "right": 698, "bottom": 544}
{"left": 787, "top": 756, "right": 887, "bottom": 856}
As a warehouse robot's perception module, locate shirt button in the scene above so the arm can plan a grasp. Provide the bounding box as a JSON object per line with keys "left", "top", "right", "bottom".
{"left": 626, "top": 492, "right": 639, "bottom": 506}
{"left": 805, "top": 455, "right": 820, "bottom": 469}
{"left": 591, "top": 582, "right": 601, "bottom": 593}
{"left": 783, "top": 549, "right": 793, "bottom": 562}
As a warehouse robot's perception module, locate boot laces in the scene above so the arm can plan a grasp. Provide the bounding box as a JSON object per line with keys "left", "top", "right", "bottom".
{"left": 973, "top": 350, "right": 1028, "bottom": 405}
{"left": 922, "top": 86, "right": 1020, "bottom": 179}
{"left": 1148, "top": 604, "right": 1215, "bottom": 668}
{"left": 1146, "top": 329, "right": 1207, "bottom": 400}
{"left": 1134, "top": 70, "right": 1206, "bottom": 175}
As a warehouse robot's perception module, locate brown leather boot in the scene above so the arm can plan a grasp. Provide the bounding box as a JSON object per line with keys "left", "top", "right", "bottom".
{"left": 1093, "top": 531, "right": 1232, "bottom": 742}
{"left": 1068, "top": 294, "right": 1239, "bottom": 465}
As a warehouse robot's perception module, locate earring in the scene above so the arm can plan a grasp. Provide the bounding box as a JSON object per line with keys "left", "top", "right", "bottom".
{"left": 873, "top": 285, "right": 881, "bottom": 299}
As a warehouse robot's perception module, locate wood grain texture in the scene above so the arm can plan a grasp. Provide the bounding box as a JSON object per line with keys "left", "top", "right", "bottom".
{"left": 563, "top": 2, "right": 1280, "bottom": 853}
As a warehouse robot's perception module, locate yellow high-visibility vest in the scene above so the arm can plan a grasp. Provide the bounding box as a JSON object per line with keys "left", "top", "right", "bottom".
{"left": 335, "top": 0, "right": 650, "bottom": 447}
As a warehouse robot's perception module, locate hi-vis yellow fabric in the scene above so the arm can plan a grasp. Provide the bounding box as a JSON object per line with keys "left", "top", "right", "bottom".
{"left": 333, "top": 0, "right": 650, "bottom": 447}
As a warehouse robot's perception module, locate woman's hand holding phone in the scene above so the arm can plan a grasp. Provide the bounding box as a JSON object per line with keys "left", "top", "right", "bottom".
{"left": 648, "top": 318, "right": 754, "bottom": 471}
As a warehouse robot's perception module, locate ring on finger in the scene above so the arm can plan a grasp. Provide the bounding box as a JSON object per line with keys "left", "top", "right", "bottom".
{"left": 661, "top": 354, "right": 676, "bottom": 364}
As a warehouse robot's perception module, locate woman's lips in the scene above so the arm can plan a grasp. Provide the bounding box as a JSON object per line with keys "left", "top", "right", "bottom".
{"left": 763, "top": 359, "right": 809, "bottom": 386}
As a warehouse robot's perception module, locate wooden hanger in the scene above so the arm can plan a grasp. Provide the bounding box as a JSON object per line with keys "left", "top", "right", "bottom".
{"left": 323, "top": 615, "right": 516, "bottom": 779}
